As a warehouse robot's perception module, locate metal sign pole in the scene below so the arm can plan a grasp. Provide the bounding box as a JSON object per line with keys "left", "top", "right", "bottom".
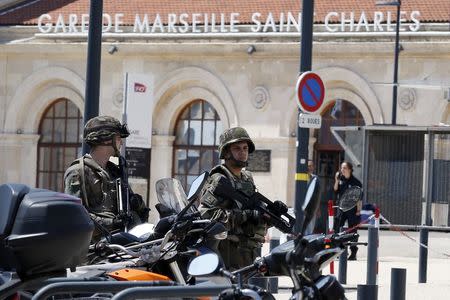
{"left": 82, "top": 0, "right": 103, "bottom": 155}
{"left": 392, "top": 0, "right": 401, "bottom": 125}
{"left": 121, "top": 72, "right": 129, "bottom": 157}
{"left": 294, "top": 0, "right": 315, "bottom": 233}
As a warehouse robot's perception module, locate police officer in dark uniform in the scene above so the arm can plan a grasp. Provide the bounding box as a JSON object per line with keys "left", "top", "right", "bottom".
{"left": 334, "top": 161, "right": 362, "bottom": 260}
{"left": 64, "top": 116, "right": 149, "bottom": 243}
{"left": 199, "top": 127, "right": 268, "bottom": 270}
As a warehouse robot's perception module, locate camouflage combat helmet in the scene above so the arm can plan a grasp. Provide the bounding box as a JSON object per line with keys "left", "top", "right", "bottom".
{"left": 218, "top": 127, "right": 255, "bottom": 159}
{"left": 84, "top": 115, "right": 130, "bottom": 146}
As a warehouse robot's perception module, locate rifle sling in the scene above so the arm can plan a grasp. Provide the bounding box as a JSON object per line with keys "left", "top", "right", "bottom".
{"left": 79, "top": 156, "right": 90, "bottom": 208}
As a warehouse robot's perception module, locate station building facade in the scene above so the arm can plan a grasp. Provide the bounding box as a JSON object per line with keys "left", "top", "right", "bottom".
{"left": 1, "top": 0, "right": 449, "bottom": 224}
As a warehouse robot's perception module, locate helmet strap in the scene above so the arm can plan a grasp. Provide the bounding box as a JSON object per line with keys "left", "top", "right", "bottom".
{"left": 225, "top": 150, "right": 247, "bottom": 168}
{"left": 111, "top": 137, "right": 121, "bottom": 157}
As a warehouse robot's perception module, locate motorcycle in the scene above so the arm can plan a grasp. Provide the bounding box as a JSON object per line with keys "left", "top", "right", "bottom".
{"left": 84, "top": 171, "right": 227, "bottom": 282}
{"left": 0, "top": 184, "right": 94, "bottom": 299}
{"left": 187, "top": 175, "right": 357, "bottom": 300}
{"left": 10, "top": 172, "right": 227, "bottom": 300}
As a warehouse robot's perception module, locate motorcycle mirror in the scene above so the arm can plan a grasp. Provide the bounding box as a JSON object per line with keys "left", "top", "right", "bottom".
{"left": 187, "top": 171, "right": 208, "bottom": 200}
{"left": 300, "top": 175, "right": 320, "bottom": 235}
{"left": 177, "top": 171, "right": 209, "bottom": 220}
{"left": 187, "top": 253, "right": 220, "bottom": 276}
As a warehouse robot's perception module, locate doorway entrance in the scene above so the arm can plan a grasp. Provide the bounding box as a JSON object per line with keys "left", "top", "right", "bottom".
{"left": 313, "top": 100, "right": 365, "bottom": 233}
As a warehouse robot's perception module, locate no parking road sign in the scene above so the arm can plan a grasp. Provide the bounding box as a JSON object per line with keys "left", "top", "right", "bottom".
{"left": 296, "top": 71, "right": 325, "bottom": 113}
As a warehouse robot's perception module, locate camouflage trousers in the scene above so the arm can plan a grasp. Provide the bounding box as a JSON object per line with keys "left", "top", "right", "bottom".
{"left": 218, "top": 239, "right": 261, "bottom": 271}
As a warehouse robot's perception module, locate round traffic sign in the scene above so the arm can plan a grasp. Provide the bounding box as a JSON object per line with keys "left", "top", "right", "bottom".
{"left": 295, "top": 72, "right": 325, "bottom": 113}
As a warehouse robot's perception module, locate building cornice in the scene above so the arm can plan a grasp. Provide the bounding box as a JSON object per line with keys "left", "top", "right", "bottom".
{"left": 1, "top": 38, "right": 450, "bottom": 59}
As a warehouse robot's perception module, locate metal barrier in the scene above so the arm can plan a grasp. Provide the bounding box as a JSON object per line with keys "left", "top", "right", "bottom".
{"left": 328, "top": 200, "right": 335, "bottom": 274}
{"left": 110, "top": 285, "right": 232, "bottom": 300}
{"left": 419, "top": 228, "right": 428, "bottom": 283}
{"left": 337, "top": 225, "right": 348, "bottom": 285}
{"left": 390, "top": 268, "right": 406, "bottom": 300}
{"left": 31, "top": 281, "right": 180, "bottom": 300}
{"left": 357, "top": 284, "right": 378, "bottom": 300}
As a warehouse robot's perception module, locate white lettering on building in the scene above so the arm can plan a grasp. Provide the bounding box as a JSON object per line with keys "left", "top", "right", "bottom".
{"left": 68, "top": 14, "right": 78, "bottom": 32}
{"left": 230, "top": 12, "right": 240, "bottom": 33}
{"left": 286, "top": 12, "right": 301, "bottom": 32}
{"left": 152, "top": 14, "right": 164, "bottom": 33}
{"left": 324, "top": 12, "right": 338, "bottom": 32}
{"left": 373, "top": 11, "right": 384, "bottom": 31}
{"left": 114, "top": 13, "right": 124, "bottom": 33}
{"left": 251, "top": 12, "right": 262, "bottom": 32}
{"left": 81, "top": 14, "right": 89, "bottom": 33}
{"left": 37, "top": 11, "right": 422, "bottom": 34}
{"left": 37, "top": 14, "right": 52, "bottom": 33}
{"left": 133, "top": 14, "right": 149, "bottom": 33}
{"left": 263, "top": 13, "right": 276, "bottom": 32}
{"left": 54, "top": 14, "right": 66, "bottom": 33}
{"left": 410, "top": 11, "right": 421, "bottom": 32}
{"left": 103, "top": 14, "right": 112, "bottom": 32}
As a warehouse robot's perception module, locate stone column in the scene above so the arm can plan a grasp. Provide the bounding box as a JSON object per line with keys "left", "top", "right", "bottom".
{"left": 148, "top": 135, "right": 176, "bottom": 223}
{"left": 0, "top": 133, "right": 40, "bottom": 186}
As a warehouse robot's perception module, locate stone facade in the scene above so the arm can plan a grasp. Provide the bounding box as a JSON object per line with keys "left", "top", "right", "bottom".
{"left": 1, "top": 24, "right": 449, "bottom": 223}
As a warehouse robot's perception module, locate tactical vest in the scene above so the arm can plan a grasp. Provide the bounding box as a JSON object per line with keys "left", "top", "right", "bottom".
{"left": 69, "top": 155, "right": 119, "bottom": 216}
{"left": 209, "top": 164, "right": 256, "bottom": 204}
{"left": 209, "top": 165, "right": 266, "bottom": 246}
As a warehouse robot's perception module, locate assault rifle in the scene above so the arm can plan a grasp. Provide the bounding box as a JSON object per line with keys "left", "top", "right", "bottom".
{"left": 212, "top": 177, "right": 296, "bottom": 233}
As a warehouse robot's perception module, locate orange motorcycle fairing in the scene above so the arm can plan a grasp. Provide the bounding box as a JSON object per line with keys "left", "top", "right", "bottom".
{"left": 107, "top": 268, "right": 171, "bottom": 281}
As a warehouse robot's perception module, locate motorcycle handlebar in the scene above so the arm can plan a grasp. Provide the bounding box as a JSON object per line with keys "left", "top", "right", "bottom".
{"left": 330, "top": 233, "right": 359, "bottom": 246}
{"left": 231, "top": 263, "right": 259, "bottom": 281}
{"left": 220, "top": 268, "right": 237, "bottom": 282}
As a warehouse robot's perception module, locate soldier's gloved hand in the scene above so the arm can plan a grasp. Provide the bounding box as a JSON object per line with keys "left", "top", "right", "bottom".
{"left": 130, "top": 193, "right": 144, "bottom": 210}
{"left": 129, "top": 194, "right": 150, "bottom": 222}
{"left": 113, "top": 211, "right": 132, "bottom": 228}
{"left": 112, "top": 216, "right": 124, "bottom": 227}
{"left": 138, "top": 208, "right": 150, "bottom": 223}
{"left": 243, "top": 209, "right": 261, "bottom": 224}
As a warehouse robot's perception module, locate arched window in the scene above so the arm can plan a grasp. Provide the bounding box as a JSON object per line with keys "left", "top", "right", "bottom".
{"left": 173, "top": 100, "right": 222, "bottom": 191}
{"left": 37, "top": 99, "right": 83, "bottom": 192}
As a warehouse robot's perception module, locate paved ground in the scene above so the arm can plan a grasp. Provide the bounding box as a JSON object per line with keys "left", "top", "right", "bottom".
{"left": 262, "top": 230, "right": 450, "bottom": 299}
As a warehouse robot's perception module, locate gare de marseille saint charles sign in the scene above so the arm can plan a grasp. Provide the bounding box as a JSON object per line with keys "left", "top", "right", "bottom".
{"left": 37, "top": 10, "right": 422, "bottom": 34}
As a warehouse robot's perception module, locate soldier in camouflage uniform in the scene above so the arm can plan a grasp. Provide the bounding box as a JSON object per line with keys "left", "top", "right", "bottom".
{"left": 64, "top": 116, "right": 149, "bottom": 243}
{"left": 199, "top": 127, "right": 268, "bottom": 270}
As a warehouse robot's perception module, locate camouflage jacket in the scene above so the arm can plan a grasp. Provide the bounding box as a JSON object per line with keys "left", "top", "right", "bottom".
{"left": 199, "top": 164, "right": 267, "bottom": 247}
{"left": 64, "top": 154, "right": 148, "bottom": 241}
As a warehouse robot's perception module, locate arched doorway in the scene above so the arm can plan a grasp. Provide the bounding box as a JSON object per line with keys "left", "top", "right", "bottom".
{"left": 172, "top": 100, "right": 223, "bottom": 192}
{"left": 313, "top": 99, "right": 365, "bottom": 233}
{"left": 36, "top": 98, "right": 83, "bottom": 192}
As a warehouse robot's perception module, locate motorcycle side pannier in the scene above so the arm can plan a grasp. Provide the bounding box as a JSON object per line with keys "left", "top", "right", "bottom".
{"left": 0, "top": 184, "right": 94, "bottom": 279}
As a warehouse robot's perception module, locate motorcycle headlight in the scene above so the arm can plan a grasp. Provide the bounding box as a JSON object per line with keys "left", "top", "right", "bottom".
{"left": 214, "top": 231, "right": 228, "bottom": 240}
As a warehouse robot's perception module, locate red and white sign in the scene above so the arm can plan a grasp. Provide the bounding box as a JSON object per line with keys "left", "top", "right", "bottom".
{"left": 124, "top": 73, "right": 154, "bottom": 148}
{"left": 134, "top": 82, "right": 147, "bottom": 93}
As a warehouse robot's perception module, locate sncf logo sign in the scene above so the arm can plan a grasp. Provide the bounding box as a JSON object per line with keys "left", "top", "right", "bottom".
{"left": 134, "top": 83, "right": 146, "bottom": 93}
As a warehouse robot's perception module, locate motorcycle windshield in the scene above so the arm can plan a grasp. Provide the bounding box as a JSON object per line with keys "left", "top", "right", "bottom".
{"left": 155, "top": 178, "right": 190, "bottom": 214}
